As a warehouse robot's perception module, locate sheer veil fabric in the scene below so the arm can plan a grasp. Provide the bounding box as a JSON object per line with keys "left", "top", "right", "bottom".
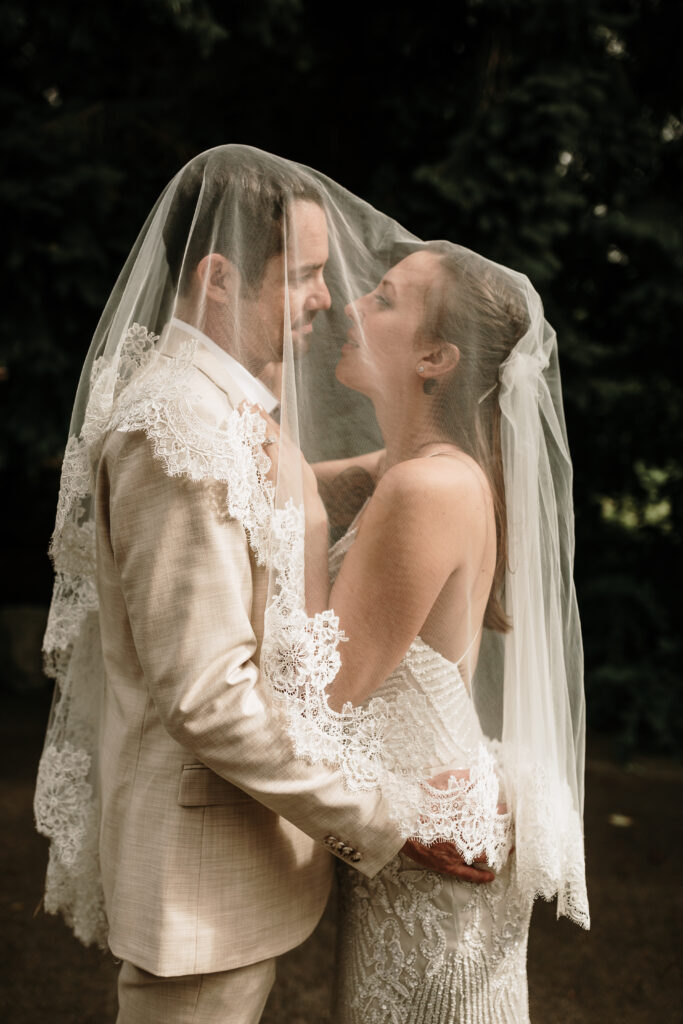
{"left": 34, "top": 144, "right": 588, "bottom": 947}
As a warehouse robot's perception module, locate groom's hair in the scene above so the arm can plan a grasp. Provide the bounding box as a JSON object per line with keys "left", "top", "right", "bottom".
{"left": 163, "top": 146, "right": 324, "bottom": 297}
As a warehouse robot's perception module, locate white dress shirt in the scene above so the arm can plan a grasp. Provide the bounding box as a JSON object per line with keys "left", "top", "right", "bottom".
{"left": 169, "top": 317, "right": 279, "bottom": 414}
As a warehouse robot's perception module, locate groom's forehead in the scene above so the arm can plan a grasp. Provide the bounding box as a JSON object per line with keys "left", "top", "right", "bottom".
{"left": 245, "top": 197, "right": 329, "bottom": 292}
{"left": 286, "top": 200, "right": 329, "bottom": 260}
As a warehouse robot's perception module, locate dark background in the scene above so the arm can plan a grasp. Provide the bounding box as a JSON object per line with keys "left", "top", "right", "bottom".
{"left": 2, "top": 0, "right": 681, "bottom": 754}
{"left": 0, "top": 0, "right": 681, "bottom": 1019}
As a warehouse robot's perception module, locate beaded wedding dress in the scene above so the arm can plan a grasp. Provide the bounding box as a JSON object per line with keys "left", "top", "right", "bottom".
{"left": 329, "top": 514, "right": 533, "bottom": 1024}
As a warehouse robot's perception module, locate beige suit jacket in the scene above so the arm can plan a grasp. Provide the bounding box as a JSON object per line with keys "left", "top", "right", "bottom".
{"left": 94, "top": 335, "right": 403, "bottom": 977}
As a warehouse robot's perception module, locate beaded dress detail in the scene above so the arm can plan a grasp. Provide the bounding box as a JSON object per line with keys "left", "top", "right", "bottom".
{"left": 329, "top": 517, "right": 533, "bottom": 1024}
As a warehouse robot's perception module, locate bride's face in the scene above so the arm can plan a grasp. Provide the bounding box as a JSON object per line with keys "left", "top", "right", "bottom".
{"left": 336, "top": 251, "right": 442, "bottom": 399}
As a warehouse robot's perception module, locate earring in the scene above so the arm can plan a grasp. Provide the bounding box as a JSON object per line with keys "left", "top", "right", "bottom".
{"left": 417, "top": 365, "right": 425, "bottom": 374}
{"left": 422, "top": 378, "right": 438, "bottom": 395}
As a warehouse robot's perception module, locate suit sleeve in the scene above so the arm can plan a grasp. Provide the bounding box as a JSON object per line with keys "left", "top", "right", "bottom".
{"left": 105, "top": 430, "right": 404, "bottom": 876}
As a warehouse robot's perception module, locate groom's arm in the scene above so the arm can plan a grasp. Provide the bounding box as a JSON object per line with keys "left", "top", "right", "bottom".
{"left": 103, "top": 429, "right": 403, "bottom": 877}
{"left": 314, "top": 449, "right": 385, "bottom": 530}
{"left": 105, "top": 431, "right": 495, "bottom": 883}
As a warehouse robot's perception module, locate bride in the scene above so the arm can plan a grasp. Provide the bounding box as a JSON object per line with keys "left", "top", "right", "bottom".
{"left": 258, "top": 240, "right": 589, "bottom": 1022}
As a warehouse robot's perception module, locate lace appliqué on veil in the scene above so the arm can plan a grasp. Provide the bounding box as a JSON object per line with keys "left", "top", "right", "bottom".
{"left": 35, "top": 324, "right": 300, "bottom": 947}
{"left": 511, "top": 760, "right": 590, "bottom": 928}
{"left": 35, "top": 323, "right": 586, "bottom": 951}
{"left": 262, "top": 617, "right": 513, "bottom": 870}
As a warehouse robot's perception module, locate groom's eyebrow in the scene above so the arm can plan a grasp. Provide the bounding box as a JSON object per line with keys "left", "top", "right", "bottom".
{"left": 290, "top": 260, "right": 326, "bottom": 276}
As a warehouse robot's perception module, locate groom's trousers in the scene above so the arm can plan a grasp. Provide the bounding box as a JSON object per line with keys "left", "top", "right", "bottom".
{"left": 116, "top": 957, "right": 276, "bottom": 1024}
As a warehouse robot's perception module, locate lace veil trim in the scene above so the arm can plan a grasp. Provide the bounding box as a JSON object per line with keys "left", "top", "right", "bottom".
{"left": 35, "top": 325, "right": 287, "bottom": 946}
{"left": 35, "top": 323, "right": 587, "bottom": 948}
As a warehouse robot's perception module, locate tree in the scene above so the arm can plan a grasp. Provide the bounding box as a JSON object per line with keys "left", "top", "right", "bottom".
{"left": 1, "top": 0, "right": 680, "bottom": 751}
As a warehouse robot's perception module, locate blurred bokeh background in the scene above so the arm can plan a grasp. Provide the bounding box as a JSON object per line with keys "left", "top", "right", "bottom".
{"left": 0, "top": 1, "right": 681, "bottom": 1020}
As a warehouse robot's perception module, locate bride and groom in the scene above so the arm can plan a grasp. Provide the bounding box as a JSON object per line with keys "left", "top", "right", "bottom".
{"left": 35, "top": 145, "right": 588, "bottom": 1023}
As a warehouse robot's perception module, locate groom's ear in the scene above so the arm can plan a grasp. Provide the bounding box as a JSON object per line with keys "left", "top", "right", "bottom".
{"left": 195, "top": 253, "right": 237, "bottom": 305}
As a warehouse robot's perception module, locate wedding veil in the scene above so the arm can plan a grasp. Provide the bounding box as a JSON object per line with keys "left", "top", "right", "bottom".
{"left": 34, "top": 144, "right": 588, "bottom": 947}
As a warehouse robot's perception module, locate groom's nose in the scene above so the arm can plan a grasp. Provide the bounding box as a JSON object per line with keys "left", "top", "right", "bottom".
{"left": 307, "top": 278, "right": 331, "bottom": 312}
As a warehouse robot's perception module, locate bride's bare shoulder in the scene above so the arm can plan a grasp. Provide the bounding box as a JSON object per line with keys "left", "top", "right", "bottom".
{"left": 368, "top": 451, "right": 491, "bottom": 528}
{"left": 377, "top": 451, "right": 488, "bottom": 501}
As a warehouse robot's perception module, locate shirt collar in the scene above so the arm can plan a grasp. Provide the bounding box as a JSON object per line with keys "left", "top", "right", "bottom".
{"left": 169, "top": 317, "right": 279, "bottom": 414}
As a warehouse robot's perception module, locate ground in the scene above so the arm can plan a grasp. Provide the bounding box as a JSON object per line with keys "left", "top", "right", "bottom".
{"left": 0, "top": 694, "right": 680, "bottom": 1023}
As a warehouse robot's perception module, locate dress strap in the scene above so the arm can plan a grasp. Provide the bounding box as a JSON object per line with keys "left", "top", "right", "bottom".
{"left": 456, "top": 626, "right": 481, "bottom": 667}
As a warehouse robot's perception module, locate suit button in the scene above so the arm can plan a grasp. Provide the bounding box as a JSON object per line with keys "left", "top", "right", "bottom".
{"left": 341, "top": 846, "right": 353, "bottom": 858}
{"left": 335, "top": 841, "right": 346, "bottom": 853}
{"left": 351, "top": 851, "right": 362, "bottom": 863}
{"left": 324, "top": 835, "right": 337, "bottom": 848}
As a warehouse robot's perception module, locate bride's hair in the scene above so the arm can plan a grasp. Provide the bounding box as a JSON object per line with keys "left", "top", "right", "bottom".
{"left": 419, "top": 242, "right": 529, "bottom": 633}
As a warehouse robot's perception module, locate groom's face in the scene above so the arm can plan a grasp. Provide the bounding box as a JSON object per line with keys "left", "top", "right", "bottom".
{"left": 244, "top": 199, "right": 331, "bottom": 365}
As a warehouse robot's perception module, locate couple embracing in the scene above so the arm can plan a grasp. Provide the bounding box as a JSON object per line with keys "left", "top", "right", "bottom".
{"left": 35, "top": 145, "right": 588, "bottom": 1023}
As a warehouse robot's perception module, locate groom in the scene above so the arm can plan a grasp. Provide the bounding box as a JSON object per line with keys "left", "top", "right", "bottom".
{"left": 96, "top": 150, "right": 493, "bottom": 1024}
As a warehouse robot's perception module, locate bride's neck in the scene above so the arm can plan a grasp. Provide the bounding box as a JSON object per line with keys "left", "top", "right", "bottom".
{"left": 374, "top": 391, "right": 457, "bottom": 472}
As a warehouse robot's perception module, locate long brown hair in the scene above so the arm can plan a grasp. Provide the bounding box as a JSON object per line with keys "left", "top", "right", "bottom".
{"left": 419, "top": 243, "right": 529, "bottom": 633}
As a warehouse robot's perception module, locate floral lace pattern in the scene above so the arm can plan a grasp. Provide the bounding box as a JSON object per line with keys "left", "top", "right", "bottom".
{"left": 511, "top": 760, "right": 590, "bottom": 928}
{"left": 264, "top": 624, "right": 514, "bottom": 865}
{"left": 327, "top": 557, "right": 532, "bottom": 1022}
{"left": 326, "top": 512, "right": 583, "bottom": 1021}
{"left": 36, "top": 607, "right": 107, "bottom": 944}
{"left": 324, "top": 519, "right": 589, "bottom": 928}
{"left": 263, "top": 633, "right": 513, "bottom": 866}
{"left": 335, "top": 850, "right": 533, "bottom": 1024}
{"left": 111, "top": 350, "right": 276, "bottom": 565}
{"left": 34, "top": 325, "right": 291, "bottom": 947}
{"left": 263, "top": 515, "right": 514, "bottom": 867}
{"left": 35, "top": 321, "right": 587, "bottom": 952}
{"left": 34, "top": 743, "right": 93, "bottom": 868}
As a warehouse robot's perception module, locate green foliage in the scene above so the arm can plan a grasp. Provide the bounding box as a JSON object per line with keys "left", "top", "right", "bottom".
{"left": 1, "top": 0, "right": 681, "bottom": 753}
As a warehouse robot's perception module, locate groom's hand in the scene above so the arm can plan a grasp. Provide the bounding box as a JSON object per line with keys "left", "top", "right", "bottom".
{"left": 400, "top": 838, "right": 495, "bottom": 883}
{"left": 401, "top": 765, "right": 506, "bottom": 881}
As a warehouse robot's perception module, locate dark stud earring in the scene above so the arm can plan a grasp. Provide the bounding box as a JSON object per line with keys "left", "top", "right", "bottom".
{"left": 422, "top": 378, "right": 438, "bottom": 395}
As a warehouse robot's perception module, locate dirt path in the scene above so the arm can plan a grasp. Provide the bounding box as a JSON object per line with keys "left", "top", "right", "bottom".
{"left": 1, "top": 696, "right": 680, "bottom": 1022}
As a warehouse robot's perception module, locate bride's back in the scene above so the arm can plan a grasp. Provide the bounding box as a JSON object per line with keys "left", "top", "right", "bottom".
{"left": 414, "top": 447, "right": 497, "bottom": 674}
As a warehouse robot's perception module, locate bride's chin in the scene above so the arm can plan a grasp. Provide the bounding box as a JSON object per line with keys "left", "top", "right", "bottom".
{"left": 334, "top": 360, "right": 368, "bottom": 395}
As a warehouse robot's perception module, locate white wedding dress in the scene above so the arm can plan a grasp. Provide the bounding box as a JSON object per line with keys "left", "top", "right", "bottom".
{"left": 329, "top": 515, "right": 533, "bottom": 1024}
